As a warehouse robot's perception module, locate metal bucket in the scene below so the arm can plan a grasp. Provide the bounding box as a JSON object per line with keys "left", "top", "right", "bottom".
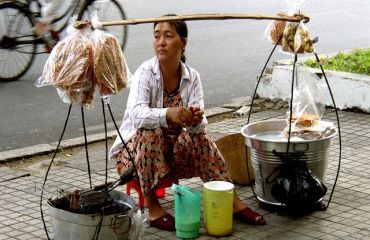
{"left": 48, "top": 190, "right": 135, "bottom": 240}
{"left": 241, "top": 119, "right": 336, "bottom": 206}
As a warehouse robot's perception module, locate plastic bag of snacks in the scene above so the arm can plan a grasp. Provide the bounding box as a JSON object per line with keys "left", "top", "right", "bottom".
{"left": 266, "top": 0, "right": 314, "bottom": 54}
{"left": 283, "top": 63, "right": 333, "bottom": 139}
{"left": 281, "top": 20, "right": 314, "bottom": 54}
{"left": 293, "top": 21, "right": 314, "bottom": 53}
{"left": 35, "top": 19, "right": 96, "bottom": 107}
{"left": 281, "top": 20, "right": 300, "bottom": 53}
{"left": 91, "top": 11, "right": 130, "bottom": 97}
{"left": 265, "top": 11, "right": 290, "bottom": 45}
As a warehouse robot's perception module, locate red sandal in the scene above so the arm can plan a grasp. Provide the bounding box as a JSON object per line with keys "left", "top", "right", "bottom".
{"left": 150, "top": 213, "right": 175, "bottom": 231}
{"left": 233, "top": 207, "right": 266, "bottom": 225}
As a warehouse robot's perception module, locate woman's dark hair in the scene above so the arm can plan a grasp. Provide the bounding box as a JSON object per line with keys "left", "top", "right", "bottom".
{"left": 154, "top": 14, "right": 188, "bottom": 63}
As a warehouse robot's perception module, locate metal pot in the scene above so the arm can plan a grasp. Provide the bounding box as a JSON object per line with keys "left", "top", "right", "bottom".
{"left": 241, "top": 119, "right": 336, "bottom": 206}
{"left": 48, "top": 190, "right": 135, "bottom": 240}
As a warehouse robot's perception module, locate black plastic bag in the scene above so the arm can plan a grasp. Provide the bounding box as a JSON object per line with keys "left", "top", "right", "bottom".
{"left": 271, "top": 151, "right": 327, "bottom": 208}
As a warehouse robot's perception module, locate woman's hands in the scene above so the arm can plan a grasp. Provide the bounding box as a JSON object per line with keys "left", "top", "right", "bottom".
{"left": 189, "top": 104, "right": 204, "bottom": 126}
{"left": 166, "top": 105, "right": 204, "bottom": 127}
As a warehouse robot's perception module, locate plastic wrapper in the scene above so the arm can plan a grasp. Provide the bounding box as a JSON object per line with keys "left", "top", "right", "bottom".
{"left": 128, "top": 208, "right": 149, "bottom": 240}
{"left": 36, "top": 22, "right": 93, "bottom": 91}
{"left": 281, "top": 21, "right": 300, "bottom": 53}
{"left": 35, "top": 19, "right": 96, "bottom": 107}
{"left": 281, "top": 20, "right": 314, "bottom": 54}
{"left": 284, "top": 63, "right": 330, "bottom": 139}
{"left": 284, "top": 120, "right": 336, "bottom": 140}
{"left": 57, "top": 83, "right": 96, "bottom": 108}
{"left": 265, "top": 11, "right": 289, "bottom": 45}
{"left": 294, "top": 21, "right": 314, "bottom": 53}
{"left": 265, "top": 0, "right": 314, "bottom": 54}
{"left": 91, "top": 11, "right": 130, "bottom": 97}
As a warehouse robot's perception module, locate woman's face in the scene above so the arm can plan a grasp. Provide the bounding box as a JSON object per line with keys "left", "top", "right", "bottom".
{"left": 153, "top": 22, "right": 186, "bottom": 63}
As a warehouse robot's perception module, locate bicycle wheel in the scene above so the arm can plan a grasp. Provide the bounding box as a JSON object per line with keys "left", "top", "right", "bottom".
{"left": 0, "top": 2, "right": 37, "bottom": 82}
{"left": 81, "top": 0, "right": 128, "bottom": 51}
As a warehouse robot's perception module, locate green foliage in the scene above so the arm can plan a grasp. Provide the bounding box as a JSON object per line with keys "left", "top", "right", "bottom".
{"left": 304, "top": 49, "right": 370, "bottom": 75}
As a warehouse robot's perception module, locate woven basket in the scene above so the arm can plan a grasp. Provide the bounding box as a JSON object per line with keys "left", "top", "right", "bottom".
{"left": 214, "top": 133, "right": 254, "bottom": 185}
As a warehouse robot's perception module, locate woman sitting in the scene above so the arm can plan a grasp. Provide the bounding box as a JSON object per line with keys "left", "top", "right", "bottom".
{"left": 110, "top": 15, "right": 265, "bottom": 231}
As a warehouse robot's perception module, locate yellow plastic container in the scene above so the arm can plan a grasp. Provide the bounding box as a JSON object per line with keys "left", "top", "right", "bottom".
{"left": 203, "top": 181, "right": 234, "bottom": 236}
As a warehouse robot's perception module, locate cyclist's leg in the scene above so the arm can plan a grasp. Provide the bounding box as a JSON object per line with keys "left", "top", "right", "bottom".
{"left": 38, "top": 0, "right": 65, "bottom": 25}
{"left": 80, "top": 0, "right": 128, "bottom": 50}
{"left": 32, "top": 0, "right": 63, "bottom": 51}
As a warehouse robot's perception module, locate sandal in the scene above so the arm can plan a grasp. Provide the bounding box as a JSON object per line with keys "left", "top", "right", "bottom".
{"left": 233, "top": 207, "right": 266, "bottom": 225}
{"left": 150, "top": 213, "right": 175, "bottom": 231}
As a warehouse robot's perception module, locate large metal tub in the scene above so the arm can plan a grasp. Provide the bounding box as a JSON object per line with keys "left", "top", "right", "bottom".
{"left": 241, "top": 119, "right": 336, "bottom": 206}
{"left": 48, "top": 190, "right": 135, "bottom": 240}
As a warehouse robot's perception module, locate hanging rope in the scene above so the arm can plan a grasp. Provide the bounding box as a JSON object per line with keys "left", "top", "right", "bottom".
{"left": 107, "top": 103, "right": 139, "bottom": 175}
{"left": 91, "top": 98, "right": 110, "bottom": 240}
{"left": 81, "top": 106, "right": 93, "bottom": 189}
{"left": 40, "top": 104, "right": 72, "bottom": 240}
{"left": 286, "top": 54, "right": 298, "bottom": 156}
{"left": 313, "top": 52, "right": 342, "bottom": 210}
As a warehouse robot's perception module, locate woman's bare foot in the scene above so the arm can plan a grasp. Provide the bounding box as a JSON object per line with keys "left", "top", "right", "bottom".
{"left": 232, "top": 191, "right": 248, "bottom": 213}
{"left": 145, "top": 189, "right": 167, "bottom": 220}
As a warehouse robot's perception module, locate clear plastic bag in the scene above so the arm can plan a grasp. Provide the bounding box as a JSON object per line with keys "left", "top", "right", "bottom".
{"left": 91, "top": 11, "right": 130, "bottom": 97}
{"left": 265, "top": 0, "right": 303, "bottom": 45}
{"left": 265, "top": 11, "right": 289, "bottom": 45}
{"left": 294, "top": 21, "right": 314, "bottom": 53}
{"left": 36, "top": 21, "right": 93, "bottom": 90}
{"left": 128, "top": 208, "right": 149, "bottom": 240}
{"left": 284, "top": 63, "right": 329, "bottom": 138}
{"left": 35, "top": 19, "right": 96, "bottom": 107}
{"left": 57, "top": 83, "right": 96, "bottom": 108}
{"left": 281, "top": 21, "right": 300, "bottom": 53}
{"left": 281, "top": 20, "right": 314, "bottom": 54}
{"left": 265, "top": 0, "right": 314, "bottom": 54}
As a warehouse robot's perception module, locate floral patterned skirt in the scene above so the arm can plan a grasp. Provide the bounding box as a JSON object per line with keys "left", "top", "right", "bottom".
{"left": 117, "top": 92, "right": 231, "bottom": 195}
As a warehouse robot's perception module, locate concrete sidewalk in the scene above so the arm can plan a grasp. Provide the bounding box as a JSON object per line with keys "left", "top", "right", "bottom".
{"left": 1, "top": 107, "right": 370, "bottom": 239}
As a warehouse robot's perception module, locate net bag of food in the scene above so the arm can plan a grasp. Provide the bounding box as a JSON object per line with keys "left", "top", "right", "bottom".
{"left": 283, "top": 63, "right": 332, "bottom": 139}
{"left": 91, "top": 12, "right": 130, "bottom": 97}
{"left": 35, "top": 19, "right": 95, "bottom": 107}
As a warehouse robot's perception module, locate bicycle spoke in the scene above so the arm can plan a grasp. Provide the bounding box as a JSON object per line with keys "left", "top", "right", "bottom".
{"left": 0, "top": 2, "right": 37, "bottom": 81}
{"left": 15, "top": 51, "right": 27, "bottom": 71}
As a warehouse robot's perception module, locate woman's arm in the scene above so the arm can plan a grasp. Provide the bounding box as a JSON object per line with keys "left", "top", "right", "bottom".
{"left": 129, "top": 68, "right": 168, "bottom": 129}
{"left": 186, "top": 70, "right": 207, "bottom": 133}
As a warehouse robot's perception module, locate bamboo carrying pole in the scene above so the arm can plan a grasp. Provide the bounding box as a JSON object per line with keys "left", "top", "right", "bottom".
{"left": 99, "top": 13, "right": 309, "bottom": 26}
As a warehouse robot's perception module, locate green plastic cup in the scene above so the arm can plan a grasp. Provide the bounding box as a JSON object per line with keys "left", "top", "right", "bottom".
{"left": 172, "top": 184, "right": 201, "bottom": 239}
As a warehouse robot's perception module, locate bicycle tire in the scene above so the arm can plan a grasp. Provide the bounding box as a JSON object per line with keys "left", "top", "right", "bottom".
{"left": 0, "top": 2, "right": 37, "bottom": 82}
{"left": 81, "top": 0, "right": 128, "bottom": 51}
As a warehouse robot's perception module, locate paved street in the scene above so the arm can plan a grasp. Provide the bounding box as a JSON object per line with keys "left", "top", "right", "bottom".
{"left": 1, "top": 108, "right": 370, "bottom": 239}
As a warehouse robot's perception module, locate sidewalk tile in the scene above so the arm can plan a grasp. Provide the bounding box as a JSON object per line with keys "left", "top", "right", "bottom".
{"left": 0, "top": 109, "right": 369, "bottom": 239}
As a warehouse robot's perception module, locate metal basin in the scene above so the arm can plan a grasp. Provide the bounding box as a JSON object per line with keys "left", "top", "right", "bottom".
{"left": 241, "top": 119, "right": 336, "bottom": 206}
{"left": 48, "top": 190, "right": 135, "bottom": 240}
